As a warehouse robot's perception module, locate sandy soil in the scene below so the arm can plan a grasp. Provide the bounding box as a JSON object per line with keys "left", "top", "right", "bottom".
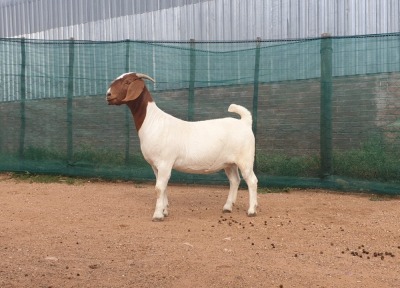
{"left": 0, "top": 173, "right": 399, "bottom": 288}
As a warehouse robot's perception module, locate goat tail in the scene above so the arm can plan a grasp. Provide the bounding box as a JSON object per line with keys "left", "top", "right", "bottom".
{"left": 228, "top": 104, "right": 252, "bottom": 127}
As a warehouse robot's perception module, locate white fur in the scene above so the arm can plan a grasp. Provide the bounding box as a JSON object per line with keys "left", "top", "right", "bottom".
{"left": 116, "top": 72, "right": 132, "bottom": 80}
{"left": 139, "top": 102, "right": 258, "bottom": 221}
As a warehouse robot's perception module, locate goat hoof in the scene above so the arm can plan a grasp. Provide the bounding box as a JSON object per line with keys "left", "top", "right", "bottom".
{"left": 152, "top": 216, "right": 164, "bottom": 222}
{"left": 223, "top": 203, "right": 233, "bottom": 213}
{"left": 152, "top": 212, "right": 165, "bottom": 221}
{"left": 247, "top": 210, "right": 257, "bottom": 217}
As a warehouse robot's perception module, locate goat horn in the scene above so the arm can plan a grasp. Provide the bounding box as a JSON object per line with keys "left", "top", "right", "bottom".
{"left": 136, "top": 73, "right": 156, "bottom": 83}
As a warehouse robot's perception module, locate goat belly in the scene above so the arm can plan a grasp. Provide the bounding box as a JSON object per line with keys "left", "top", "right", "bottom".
{"left": 173, "top": 162, "right": 229, "bottom": 174}
{"left": 173, "top": 154, "right": 232, "bottom": 174}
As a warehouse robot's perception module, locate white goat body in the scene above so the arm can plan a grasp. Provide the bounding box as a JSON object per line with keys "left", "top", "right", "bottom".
{"left": 107, "top": 72, "right": 258, "bottom": 221}
{"left": 140, "top": 102, "right": 254, "bottom": 174}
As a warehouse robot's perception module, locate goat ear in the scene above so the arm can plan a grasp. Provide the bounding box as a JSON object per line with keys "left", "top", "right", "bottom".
{"left": 122, "top": 79, "right": 145, "bottom": 102}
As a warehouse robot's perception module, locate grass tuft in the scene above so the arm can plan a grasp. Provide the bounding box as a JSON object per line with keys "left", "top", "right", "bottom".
{"left": 11, "top": 172, "right": 84, "bottom": 185}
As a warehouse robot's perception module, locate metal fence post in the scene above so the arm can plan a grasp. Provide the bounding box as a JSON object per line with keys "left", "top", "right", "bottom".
{"left": 19, "top": 37, "right": 26, "bottom": 161}
{"left": 125, "top": 40, "right": 131, "bottom": 165}
{"left": 67, "top": 38, "right": 74, "bottom": 164}
{"left": 253, "top": 37, "right": 261, "bottom": 172}
{"left": 188, "top": 39, "right": 196, "bottom": 121}
{"left": 320, "top": 33, "right": 333, "bottom": 178}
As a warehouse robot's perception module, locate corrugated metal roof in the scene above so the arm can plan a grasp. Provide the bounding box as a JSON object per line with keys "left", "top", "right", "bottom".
{"left": 1, "top": 0, "right": 399, "bottom": 41}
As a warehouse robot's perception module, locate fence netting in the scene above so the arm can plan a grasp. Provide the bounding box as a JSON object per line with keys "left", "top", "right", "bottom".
{"left": 0, "top": 34, "right": 399, "bottom": 194}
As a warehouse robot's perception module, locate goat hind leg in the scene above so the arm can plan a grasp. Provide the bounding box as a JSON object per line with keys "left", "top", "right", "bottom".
{"left": 223, "top": 165, "right": 240, "bottom": 213}
{"left": 162, "top": 189, "right": 169, "bottom": 217}
{"left": 240, "top": 168, "right": 258, "bottom": 217}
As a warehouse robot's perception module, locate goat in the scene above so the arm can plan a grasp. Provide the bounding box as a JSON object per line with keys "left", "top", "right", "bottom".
{"left": 106, "top": 72, "right": 258, "bottom": 221}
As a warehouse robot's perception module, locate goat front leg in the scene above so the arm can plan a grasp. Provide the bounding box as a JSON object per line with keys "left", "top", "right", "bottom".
{"left": 151, "top": 167, "right": 169, "bottom": 217}
{"left": 152, "top": 166, "right": 171, "bottom": 221}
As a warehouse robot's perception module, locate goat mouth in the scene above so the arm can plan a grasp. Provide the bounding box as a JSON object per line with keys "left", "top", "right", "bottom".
{"left": 107, "top": 98, "right": 124, "bottom": 106}
{"left": 106, "top": 97, "right": 117, "bottom": 104}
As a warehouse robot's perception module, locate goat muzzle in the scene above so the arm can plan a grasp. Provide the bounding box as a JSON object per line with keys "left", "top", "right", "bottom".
{"left": 106, "top": 96, "right": 118, "bottom": 105}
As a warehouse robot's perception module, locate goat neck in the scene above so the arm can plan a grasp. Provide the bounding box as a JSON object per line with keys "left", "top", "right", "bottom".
{"left": 126, "top": 86, "right": 153, "bottom": 131}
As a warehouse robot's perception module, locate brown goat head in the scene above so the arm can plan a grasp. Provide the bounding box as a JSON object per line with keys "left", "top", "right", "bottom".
{"left": 106, "top": 72, "right": 155, "bottom": 105}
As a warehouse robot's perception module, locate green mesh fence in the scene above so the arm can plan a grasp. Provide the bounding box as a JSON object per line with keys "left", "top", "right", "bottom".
{"left": 1, "top": 34, "right": 399, "bottom": 194}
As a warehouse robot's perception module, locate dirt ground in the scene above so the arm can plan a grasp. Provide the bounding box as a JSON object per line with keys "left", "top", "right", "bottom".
{"left": 0, "top": 174, "right": 399, "bottom": 288}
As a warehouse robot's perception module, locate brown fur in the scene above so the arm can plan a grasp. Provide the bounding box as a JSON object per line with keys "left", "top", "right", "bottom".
{"left": 127, "top": 87, "right": 153, "bottom": 131}
{"left": 107, "top": 73, "right": 154, "bottom": 131}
